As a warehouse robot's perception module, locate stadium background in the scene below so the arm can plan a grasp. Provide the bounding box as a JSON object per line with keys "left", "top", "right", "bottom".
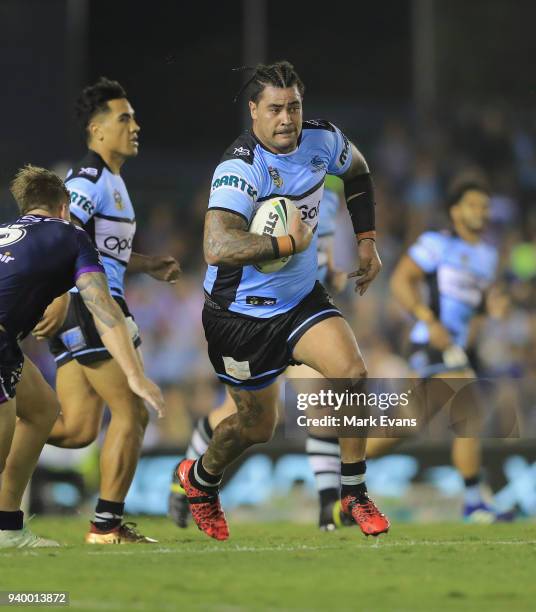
{"left": 0, "top": 0, "right": 535, "bottom": 522}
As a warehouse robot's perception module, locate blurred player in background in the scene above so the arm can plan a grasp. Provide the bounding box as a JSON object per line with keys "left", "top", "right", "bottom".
{"left": 174, "top": 61, "right": 390, "bottom": 541}
{"left": 169, "top": 175, "right": 350, "bottom": 531}
{"left": 366, "top": 175, "right": 513, "bottom": 522}
{"left": 0, "top": 166, "right": 163, "bottom": 548}
{"left": 37, "top": 78, "right": 179, "bottom": 544}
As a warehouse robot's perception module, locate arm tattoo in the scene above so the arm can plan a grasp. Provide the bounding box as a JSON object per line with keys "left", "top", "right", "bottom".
{"left": 204, "top": 210, "right": 275, "bottom": 266}
{"left": 76, "top": 272, "right": 123, "bottom": 333}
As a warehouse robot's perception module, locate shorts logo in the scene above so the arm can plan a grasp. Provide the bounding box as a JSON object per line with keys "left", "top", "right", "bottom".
{"left": 268, "top": 166, "right": 283, "bottom": 188}
{"left": 310, "top": 155, "right": 326, "bottom": 173}
{"left": 233, "top": 146, "right": 251, "bottom": 156}
{"left": 0, "top": 251, "right": 15, "bottom": 264}
{"left": 113, "top": 189, "right": 124, "bottom": 211}
{"left": 246, "top": 296, "right": 277, "bottom": 306}
{"left": 222, "top": 356, "right": 251, "bottom": 381}
{"left": 79, "top": 167, "right": 98, "bottom": 177}
{"left": 212, "top": 175, "right": 258, "bottom": 200}
{"left": 70, "top": 191, "right": 95, "bottom": 215}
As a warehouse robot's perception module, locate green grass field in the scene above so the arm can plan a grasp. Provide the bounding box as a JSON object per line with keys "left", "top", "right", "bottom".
{"left": 1, "top": 517, "right": 535, "bottom": 611}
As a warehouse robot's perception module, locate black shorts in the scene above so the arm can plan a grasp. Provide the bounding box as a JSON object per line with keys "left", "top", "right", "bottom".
{"left": 0, "top": 329, "right": 23, "bottom": 404}
{"left": 203, "top": 281, "right": 342, "bottom": 390}
{"left": 49, "top": 293, "right": 141, "bottom": 368}
{"left": 408, "top": 343, "right": 473, "bottom": 378}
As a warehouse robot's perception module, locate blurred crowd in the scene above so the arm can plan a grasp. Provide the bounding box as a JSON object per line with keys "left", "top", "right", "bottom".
{"left": 22, "top": 105, "right": 536, "bottom": 448}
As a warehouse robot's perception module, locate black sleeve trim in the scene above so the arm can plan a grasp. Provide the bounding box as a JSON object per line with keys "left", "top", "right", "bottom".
{"left": 207, "top": 207, "right": 249, "bottom": 225}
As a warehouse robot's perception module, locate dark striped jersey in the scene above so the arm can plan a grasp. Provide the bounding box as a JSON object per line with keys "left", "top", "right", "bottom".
{"left": 0, "top": 214, "right": 104, "bottom": 340}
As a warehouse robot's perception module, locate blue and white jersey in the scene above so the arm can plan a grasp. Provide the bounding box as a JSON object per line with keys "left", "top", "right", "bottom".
{"left": 408, "top": 230, "right": 498, "bottom": 348}
{"left": 204, "top": 120, "right": 352, "bottom": 317}
{"left": 65, "top": 150, "right": 136, "bottom": 298}
{"left": 316, "top": 186, "right": 341, "bottom": 283}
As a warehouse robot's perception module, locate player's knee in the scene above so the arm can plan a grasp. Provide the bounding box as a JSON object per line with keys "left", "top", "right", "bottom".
{"left": 22, "top": 398, "right": 60, "bottom": 429}
{"left": 243, "top": 410, "right": 277, "bottom": 444}
{"left": 246, "top": 421, "right": 276, "bottom": 444}
{"left": 341, "top": 363, "right": 368, "bottom": 381}
{"left": 66, "top": 424, "right": 100, "bottom": 448}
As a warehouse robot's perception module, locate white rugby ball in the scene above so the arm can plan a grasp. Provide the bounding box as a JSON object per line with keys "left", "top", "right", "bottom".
{"left": 249, "top": 198, "right": 297, "bottom": 273}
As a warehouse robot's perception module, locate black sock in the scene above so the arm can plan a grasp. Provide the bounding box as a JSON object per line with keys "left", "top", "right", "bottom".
{"left": 319, "top": 487, "right": 340, "bottom": 508}
{"left": 464, "top": 475, "right": 480, "bottom": 488}
{"left": 0, "top": 510, "right": 23, "bottom": 531}
{"left": 341, "top": 461, "right": 367, "bottom": 500}
{"left": 189, "top": 455, "right": 222, "bottom": 492}
{"left": 93, "top": 498, "right": 124, "bottom": 531}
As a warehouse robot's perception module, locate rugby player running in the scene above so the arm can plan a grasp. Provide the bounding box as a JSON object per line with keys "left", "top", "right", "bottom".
{"left": 367, "top": 176, "right": 512, "bottom": 522}
{"left": 38, "top": 78, "right": 180, "bottom": 543}
{"left": 169, "top": 177, "right": 350, "bottom": 531}
{"left": 175, "top": 61, "right": 390, "bottom": 540}
{"left": 0, "top": 166, "right": 163, "bottom": 548}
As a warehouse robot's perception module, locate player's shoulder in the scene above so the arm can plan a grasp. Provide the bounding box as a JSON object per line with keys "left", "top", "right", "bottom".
{"left": 66, "top": 150, "right": 108, "bottom": 185}
{"left": 418, "top": 229, "right": 450, "bottom": 244}
{"left": 302, "top": 119, "right": 337, "bottom": 133}
{"left": 478, "top": 239, "right": 499, "bottom": 261}
{"left": 220, "top": 131, "right": 258, "bottom": 166}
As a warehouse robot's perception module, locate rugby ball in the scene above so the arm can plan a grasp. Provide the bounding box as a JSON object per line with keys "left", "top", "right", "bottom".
{"left": 249, "top": 198, "right": 297, "bottom": 273}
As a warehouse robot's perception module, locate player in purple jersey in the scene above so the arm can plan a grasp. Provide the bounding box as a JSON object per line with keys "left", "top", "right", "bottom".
{"left": 0, "top": 166, "right": 163, "bottom": 548}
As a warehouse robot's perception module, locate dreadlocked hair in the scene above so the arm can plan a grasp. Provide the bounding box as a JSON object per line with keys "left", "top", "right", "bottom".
{"left": 233, "top": 61, "right": 305, "bottom": 103}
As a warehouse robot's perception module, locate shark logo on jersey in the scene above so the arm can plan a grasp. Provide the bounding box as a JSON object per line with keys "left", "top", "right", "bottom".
{"left": 113, "top": 189, "right": 124, "bottom": 211}
{"left": 310, "top": 155, "right": 326, "bottom": 173}
{"left": 268, "top": 166, "right": 283, "bottom": 188}
{"left": 233, "top": 146, "right": 251, "bottom": 156}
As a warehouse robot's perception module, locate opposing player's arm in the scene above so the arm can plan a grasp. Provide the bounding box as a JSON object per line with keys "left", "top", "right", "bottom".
{"left": 32, "top": 293, "right": 71, "bottom": 340}
{"left": 127, "top": 252, "right": 181, "bottom": 283}
{"left": 204, "top": 209, "right": 311, "bottom": 266}
{"left": 75, "top": 271, "right": 164, "bottom": 416}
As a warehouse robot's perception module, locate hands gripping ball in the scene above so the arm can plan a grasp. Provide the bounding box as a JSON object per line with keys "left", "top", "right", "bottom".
{"left": 249, "top": 198, "right": 298, "bottom": 273}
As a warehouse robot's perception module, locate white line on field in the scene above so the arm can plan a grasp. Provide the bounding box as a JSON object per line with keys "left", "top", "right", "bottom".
{"left": 1, "top": 539, "right": 535, "bottom": 558}
{"left": 81, "top": 539, "right": 536, "bottom": 555}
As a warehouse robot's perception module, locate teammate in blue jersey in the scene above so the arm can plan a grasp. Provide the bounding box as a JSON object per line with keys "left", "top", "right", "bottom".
{"left": 37, "top": 78, "right": 179, "bottom": 544}
{"left": 175, "top": 61, "right": 390, "bottom": 540}
{"left": 169, "top": 177, "right": 349, "bottom": 530}
{"left": 0, "top": 166, "right": 163, "bottom": 548}
{"left": 367, "top": 175, "right": 510, "bottom": 522}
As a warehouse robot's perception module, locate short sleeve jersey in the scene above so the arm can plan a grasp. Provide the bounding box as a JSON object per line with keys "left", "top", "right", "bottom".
{"left": 203, "top": 120, "right": 352, "bottom": 317}
{"left": 66, "top": 150, "right": 136, "bottom": 298}
{"left": 0, "top": 214, "right": 104, "bottom": 339}
{"left": 408, "top": 230, "right": 498, "bottom": 347}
